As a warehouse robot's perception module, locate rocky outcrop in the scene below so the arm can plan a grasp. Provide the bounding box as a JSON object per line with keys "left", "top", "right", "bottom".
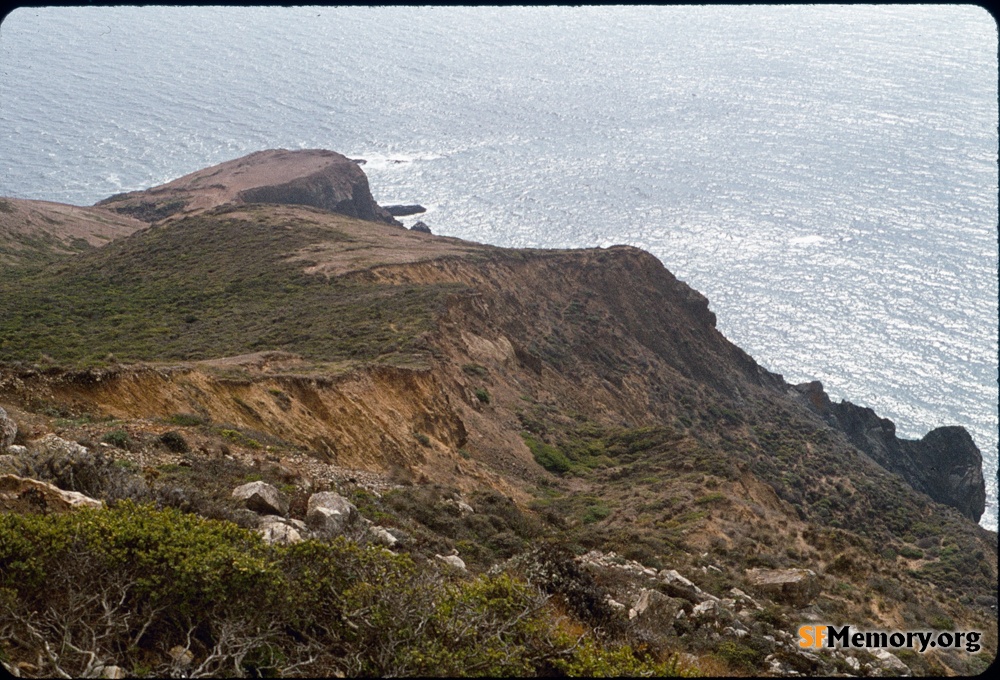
{"left": 410, "top": 221, "right": 432, "bottom": 234}
{"left": 306, "top": 491, "right": 361, "bottom": 535}
{"left": 233, "top": 480, "right": 289, "bottom": 516}
{"left": 745, "top": 567, "right": 820, "bottom": 607}
{"left": 31, "top": 433, "right": 89, "bottom": 459}
{"left": 572, "top": 550, "right": 883, "bottom": 677}
{"left": 0, "top": 406, "right": 15, "bottom": 451}
{"left": 96, "top": 149, "right": 402, "bottom": 226}
{"left": 257, "top": 515, "right": 305, "bottom": 545}
{"left": 791, "top": 381, "right": 986, "bottom": 521}
{"left": 0, "top": 474, "right": 103, "bottom": 513}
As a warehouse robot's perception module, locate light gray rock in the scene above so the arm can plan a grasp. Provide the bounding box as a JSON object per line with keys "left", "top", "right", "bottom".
{"left": 729, "top": 586, "right": 764, "bottom": 610}
{"left": 31, "top": 433, "right": 89, "bottom": 458}
{"left": 6, "top": 445, "right": 27, "bottom": 456}
{"left": 306, "top": 491, "right": 359, "bottom": 535}
{"left": 0, "top": 474, "right": 103, "bottom": 513}
{"left": 659, "top": 568, "right": 717, "bottom": 603}
{"left": 232, "top": 481, "right": 289, "bottom": 516}
{"left": 0, "top": 406, "right": 16, "bottom": 451}
{"left": 872, "top": 648, "right": 911, "bottom": 676}
{"left": 99, "top": 665, "right": 128, "bottom": 679}
{"left": 692, "top": 599, "right": 721, "bottom": 618}
{"left": 632, "top": 588, "right": 668, "bottom": 617}
{"left": 435, "top": 549, "right": 466, "bottom": 570}
{"left": 257, "top": 515, "right": 303, "bottom": 545}
{"left": 745, "top": 568, "right": 820, "bottom": 607}
{"left": 369, "top": 525, "right": 398, "bottom": 548}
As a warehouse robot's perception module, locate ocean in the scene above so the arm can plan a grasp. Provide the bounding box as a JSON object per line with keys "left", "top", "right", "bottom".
{"left": 1, "top": 5, "right": 997, "bottom": 528}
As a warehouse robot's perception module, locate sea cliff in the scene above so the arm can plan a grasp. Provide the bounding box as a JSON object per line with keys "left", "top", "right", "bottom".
{"left": 0, "top": 150, "right": 994, "bottom": 677}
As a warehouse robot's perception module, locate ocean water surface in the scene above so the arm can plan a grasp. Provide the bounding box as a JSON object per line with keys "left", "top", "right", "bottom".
{"left": 1, "top": 6, "right": 997, "bottom": 527}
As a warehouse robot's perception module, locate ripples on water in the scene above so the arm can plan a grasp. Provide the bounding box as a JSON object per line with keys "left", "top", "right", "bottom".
{"left": 1, "top": 5, "right": 997, "bottom": 527}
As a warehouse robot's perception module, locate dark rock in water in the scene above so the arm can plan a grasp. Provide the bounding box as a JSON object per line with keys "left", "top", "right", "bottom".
{"left": 350, "top": 158, "right": 367, "bottom": 165}
{"left": 792, "top": 381, "right": 986, "bottom": 521}
{"left": 410, "top": 221, "right": 432, "bottom": 234}
{"left": 384, "top": 204, "right": 427, "bottom": 217}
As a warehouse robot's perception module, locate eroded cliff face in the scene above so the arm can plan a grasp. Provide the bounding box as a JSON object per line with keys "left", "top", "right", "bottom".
{"left": 791, "top": 381, "right": 986, "bottom": 522}
{"left": 0, "top": 242, "right": 987, "bottom": 521}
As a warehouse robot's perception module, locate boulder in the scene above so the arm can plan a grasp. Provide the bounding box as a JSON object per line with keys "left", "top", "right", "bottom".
{"left": 0, "top": 406, "right": 16, "bottom": 450}
{"left": 31, "top": 433, "right": 89, "bottom": 459}
{"left": 306, "top": 491, "right": 360, "bottom": 535}
{"left": 369, "top": 525, "right": 398, "bottom": 548}
{"left": 0, "top": 474, "right": 103, "bottom": 513}
{"left": 871, "top": 648, "right": 911, "bottom": 676}
{"left": 257, "top": 515, "right": 303, "bottom": 545}
{"left": 691, "top": 599, "right": 722, "bottom": 619}
{"left": 630, "top": 588, "right": 685, "bottom": 626}
{"left": 745, "top": 567, "right": 820, "bottom": 607}
{"left": 729, "top": 587, "right": 764, "bottom": 611}
{"left": 232, "top": 480, "right": 289, "bottom": 516}
{"left": 410, "top": 221, "right": 432, "bottom": 234}
{"left": 659, "top": 568, "right": 716, "bottom": 604}
{"left": 435, "top": 549, "right": 466, "bottom": 570}
{"left": 632, "top": 588, "right": 666, "bottom": 617}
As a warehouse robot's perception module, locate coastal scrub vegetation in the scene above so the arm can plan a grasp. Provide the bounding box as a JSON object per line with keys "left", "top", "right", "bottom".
{"left": 0, "top": 207, "right": 463, "bottom": 366}
{"left": 0, "top": 504, "right": 688, "bottom": 678}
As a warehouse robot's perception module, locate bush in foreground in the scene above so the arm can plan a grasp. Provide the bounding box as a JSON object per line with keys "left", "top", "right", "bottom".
{"left": 0, "top": 503, "right": 690, "bottom": 677}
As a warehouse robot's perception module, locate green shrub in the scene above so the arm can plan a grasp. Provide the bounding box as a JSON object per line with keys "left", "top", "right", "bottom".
{"left": 219, "top": 428, "right": 261, "bottom": 449}
{"left": 523, "top": 434, "right": 571, "bottom": 474}
{"left": 0, "top": 504, "right": 696, "bottom": 677}
{"left": 101, "top": 429, "right": 132, "bottom": 450}
{"left": 474, "top": 387, "right": 491, "bottom": 404}
{"left": 715, "top": 640, "right": 766, "bottom": 672}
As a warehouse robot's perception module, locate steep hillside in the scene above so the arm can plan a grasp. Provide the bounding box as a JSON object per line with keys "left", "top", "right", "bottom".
{"left": 0, "top": 151, "right": 994, "bottom": 677}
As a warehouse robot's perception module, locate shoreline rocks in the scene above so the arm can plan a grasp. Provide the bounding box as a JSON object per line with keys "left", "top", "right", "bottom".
{"left": 384, "top": 204, "right": 426, "bottom": 217}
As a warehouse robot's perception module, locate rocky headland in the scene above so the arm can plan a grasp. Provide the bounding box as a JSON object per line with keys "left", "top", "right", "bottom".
{"left": 95, "top": 148, "right": 402, "bottom": 226}
{"left": 0, "top": 149, "right": 994, "bottom": 678}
